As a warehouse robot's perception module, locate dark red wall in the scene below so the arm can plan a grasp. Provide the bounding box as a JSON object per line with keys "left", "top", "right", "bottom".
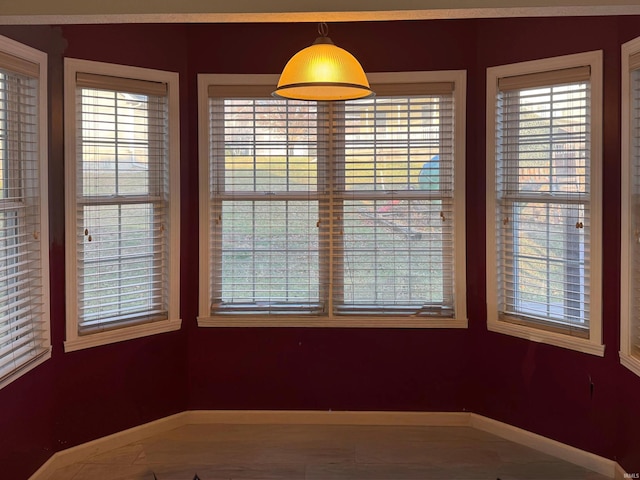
{"left": 1, "top": 16, "right": 640, "bottom": 478}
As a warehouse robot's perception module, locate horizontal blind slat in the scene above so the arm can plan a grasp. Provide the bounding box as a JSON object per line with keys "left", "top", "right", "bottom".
{"left": 498, "top": 66, "right": 590, "bottom": 91}
{"left": 77, "top": 72, "right": 167, "bottom": 96}
{"left": 0, "top": 51, "right": 39, "bottom": 78}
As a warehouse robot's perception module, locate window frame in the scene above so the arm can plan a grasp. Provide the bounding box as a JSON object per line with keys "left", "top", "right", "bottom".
{"left": 64, "top": 58, "right": 181, "bottom": 352}
{"left": 198, "top": 71, "right": 467, "bottom": 328}
{"left": 621, "top": 36, "right": 640, "bottom": 376}
{"left": 0, "top": 35, "right": 50, "bottom": 389}
{"left": 486, "top": 51, "right": 604, "bottom": 356}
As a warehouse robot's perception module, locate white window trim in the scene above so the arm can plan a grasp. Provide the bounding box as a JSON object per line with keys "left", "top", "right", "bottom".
{"left": 486, "top": 51, "right": 604, "bottom": 356}
{"left": 64, "top": 58, "right": 181, "bottom": 352}
{"left": 0, "top": 35, "right": 50, "bottom": 389}
{"left": 621, "top": 36, "right": 640, "bottom": 377}
{"left": 197, "top": 71, "right": 467, "bottom": 328}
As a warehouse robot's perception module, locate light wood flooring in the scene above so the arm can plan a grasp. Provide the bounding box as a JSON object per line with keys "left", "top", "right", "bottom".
{"left": 46, "top": 423, "right": 611, "bottom": 480}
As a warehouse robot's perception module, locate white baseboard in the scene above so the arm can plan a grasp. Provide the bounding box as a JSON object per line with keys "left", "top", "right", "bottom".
{"left": 30, "top": 409, "right": 627, "bottom": 480}
{"left": 469, "top": 413, "right": 617, "bottom": 478}
{"left": 29, "top": 412, "right": 188, "bottom": 480}
{"left": 615, "top": 462, "right": 637, "bottom": 480}
{"left": 183, "top": 409, "right": 470, "bottom": 426}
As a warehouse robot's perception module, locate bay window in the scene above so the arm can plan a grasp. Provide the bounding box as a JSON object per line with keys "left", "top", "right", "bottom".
{"left": 198, "top": 72, "right": 466, "bottom": 327}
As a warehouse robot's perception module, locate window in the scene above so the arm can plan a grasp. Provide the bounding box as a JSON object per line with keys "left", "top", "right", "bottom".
{"left": 198, "top": 72, "right": 466, "bottom": 327}
{"left": 486, "top": 51, "right": 603, "bottom": 355}
{"left": 64, "top": 59, "right": 180, "bottom": 351}
{"left": 621, "top": 37, "right": 640, "bottom": 376}
{"left": 0, "top": 35, "right": 50, "bottom": 389}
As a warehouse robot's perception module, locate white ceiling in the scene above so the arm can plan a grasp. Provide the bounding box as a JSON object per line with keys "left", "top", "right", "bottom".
{"left": 2, "top": 0, "right": 640, "bottom": 24}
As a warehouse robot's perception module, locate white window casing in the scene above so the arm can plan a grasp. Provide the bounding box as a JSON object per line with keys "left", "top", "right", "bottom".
{"left": 64, "top": 59, "right": 180, "bottom": 352}
{"left": 0, "top": 35, "right": 50, "bottom": 389}
{"left": 198, "top": 71, "right": 467, "bottom": 328}
{"left": 621, "top": 37, "right": 640, "bottom": 377}
{"left": 486, "top": 51, "right": 603, "bottom": 356}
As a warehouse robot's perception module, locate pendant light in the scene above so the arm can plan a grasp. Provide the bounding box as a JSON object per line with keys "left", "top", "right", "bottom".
{"left": 273, "top": 23, "right": 374, "bottom": 101}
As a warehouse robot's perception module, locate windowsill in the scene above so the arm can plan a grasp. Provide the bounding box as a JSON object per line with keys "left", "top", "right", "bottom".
{"left": 0, "top": 347, "right": 51, "bottom": 390}
{"left": 620, "top": 352, "right": 640, "bottom": 378}
{"left": 487, "top": 318, "right": 605, "bottom": 357}
{"left": 64, "top": 318, "right": 182, "bottom": 352}
{"left": 198, "top": 315, "right": 468, "bottom": 329}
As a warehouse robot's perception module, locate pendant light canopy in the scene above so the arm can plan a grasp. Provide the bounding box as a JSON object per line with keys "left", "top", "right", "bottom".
{"left": 273, "top": 23, "right": 374, "bottom": 102}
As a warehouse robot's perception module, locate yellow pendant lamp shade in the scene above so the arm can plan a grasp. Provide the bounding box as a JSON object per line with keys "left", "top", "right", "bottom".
{"left": 273, "top": 24, "right": 374, "bottom": 101}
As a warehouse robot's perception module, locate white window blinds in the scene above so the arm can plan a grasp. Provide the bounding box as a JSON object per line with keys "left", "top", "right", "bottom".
{"left": 0, "top": 38, "right": 49, "bottom": 389}
{"left": 208, "top": 92, "right": 326, "bottom": 314}
{"left": 334, "top": 88, "right": 455, "bottom": 316}
{"left": 494, "top": 66, "right": 592, "bottom": 336}
{"left": 201, "top": 73, "right": 465, "bottom": 325}
{"left": 631, "top": 66, "right": 640, "bottom": 359}
{"left": 73, "top": 71, "right": 171, "bottom": 332}
{"left": 622, "top": 46, "right": 640, "bottom": 373}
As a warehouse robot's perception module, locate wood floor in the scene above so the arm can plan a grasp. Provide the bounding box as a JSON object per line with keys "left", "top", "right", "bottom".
{"left": 46, "top": 423, "right": 611, "bottom": 480}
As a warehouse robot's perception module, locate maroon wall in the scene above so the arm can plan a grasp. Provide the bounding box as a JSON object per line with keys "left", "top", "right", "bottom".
{"left": 1, "top": 16, "right": 640, "bottom": 478}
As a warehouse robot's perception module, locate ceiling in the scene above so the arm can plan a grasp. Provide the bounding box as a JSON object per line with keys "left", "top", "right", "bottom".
{"left": 2, "top": 0, "right": 640, "bottom": 24}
